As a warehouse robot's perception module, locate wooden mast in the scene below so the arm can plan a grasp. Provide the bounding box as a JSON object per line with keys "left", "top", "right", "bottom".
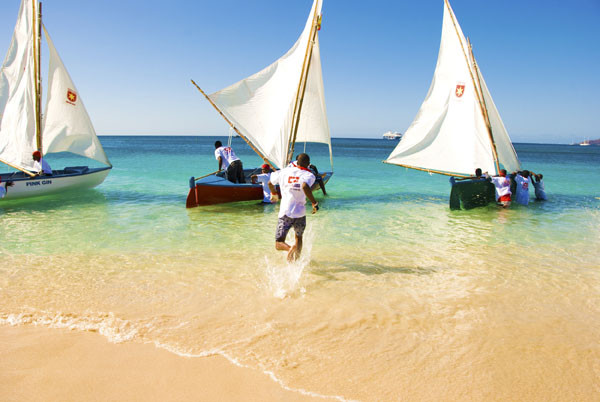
{"left": 445, "top": 0, "right": 500, "bottom": 173}
{"left": 190, "top": 80, "right": 276, "bottom": 171}
{"left": 285, "top": 0, "right": 320, "bottom": 166}
{"left": 382, "top": 160, "right": 470, "bottom": 178}
{"left": 33, "top": 0, "right": 42, "bottom": 152}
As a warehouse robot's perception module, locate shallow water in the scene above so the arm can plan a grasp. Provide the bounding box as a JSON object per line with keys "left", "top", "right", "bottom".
{"left": 1, "top": 137, "right": 599, "bottom": 401}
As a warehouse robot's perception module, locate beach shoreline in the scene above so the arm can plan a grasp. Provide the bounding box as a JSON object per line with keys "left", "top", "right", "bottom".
{"left": 0, "top": 324, "right": 318, "bottom": 402}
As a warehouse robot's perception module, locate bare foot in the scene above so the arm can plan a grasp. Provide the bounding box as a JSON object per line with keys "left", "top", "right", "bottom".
{"left": 287, "top": 245, "right": 299, "bottom": 262}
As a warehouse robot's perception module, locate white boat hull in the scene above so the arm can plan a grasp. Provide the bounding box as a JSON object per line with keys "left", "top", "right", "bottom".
{"left": 1, "top": 166, "right": 111, "bottom": 200}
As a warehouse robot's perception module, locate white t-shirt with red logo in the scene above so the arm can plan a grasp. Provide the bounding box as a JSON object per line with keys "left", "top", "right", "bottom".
{"left": 214, "top": 146, "right": 239, "bottom": 169}
{"left": 269, "top": 164, "right": 315, "bottom": 218}
{"left": 514, "top": 174, "right": 530, "bottom": 206}
{"left": 490, "top": 176, "right": 511, "bottom": 201}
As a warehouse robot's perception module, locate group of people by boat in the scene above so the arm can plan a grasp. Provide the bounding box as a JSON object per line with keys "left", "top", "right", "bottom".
{"left": 450, "top": 168, "right": 547, "bottom": 210}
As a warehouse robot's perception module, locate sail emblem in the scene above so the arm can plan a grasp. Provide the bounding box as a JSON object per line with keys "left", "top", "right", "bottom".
{"left": 455, "top": 83, "right": 465, "bottom": 98}
{"left": 66, "top": 89, "right": 77, "bottom": 105}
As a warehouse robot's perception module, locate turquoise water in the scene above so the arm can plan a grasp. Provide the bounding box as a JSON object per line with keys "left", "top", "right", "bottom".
{"left": 1, "top": 137, "right": 599, "bottom": 401}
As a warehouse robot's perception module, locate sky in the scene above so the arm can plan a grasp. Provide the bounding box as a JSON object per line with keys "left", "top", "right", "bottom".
{"left": 1, "top": 0, "right": 599, "bottom": 143}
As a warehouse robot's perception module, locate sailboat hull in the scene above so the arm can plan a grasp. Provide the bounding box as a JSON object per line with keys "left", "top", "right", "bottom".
{"left": 186, "top": 169, "right": 332, "bottom": 208}
{"left": 449, "top": 179, "right": 496, "bottom": 210}
{"left": 0, "top": 166, "right": 111, "bottom": 200}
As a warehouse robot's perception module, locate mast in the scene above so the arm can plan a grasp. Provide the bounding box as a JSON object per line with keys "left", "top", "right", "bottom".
{"left": 445, "top": 0, "right": 499, "bottom": 173}
{"left": 33, "top": 0, "right": 42, "bottom": 151}
{"left": 285, "top": 0, "right": 321, "bottom": 165}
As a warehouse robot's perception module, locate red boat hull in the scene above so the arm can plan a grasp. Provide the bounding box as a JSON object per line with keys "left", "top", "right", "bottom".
{"left": 186, "top": 181, "right": 263, "bottom": 207}
{"left": 186, "top": 171, "right": 332, "bottom": 208}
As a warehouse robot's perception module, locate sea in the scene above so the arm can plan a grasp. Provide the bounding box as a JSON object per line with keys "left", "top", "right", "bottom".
{"left": 1, "top": 136, "right": 599, "bottom": 401}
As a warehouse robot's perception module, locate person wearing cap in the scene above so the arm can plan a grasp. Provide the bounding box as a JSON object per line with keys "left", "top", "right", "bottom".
{"left": 32, "top": 151, "right": 52, "bottom": 176}
{"left": 0, "top": 177, "right": 14, "bottom": 199}
{"left": 268, "top": 153, "right": 319, "bottom": 262}
{"left": 214, "top": 141, "right": 245, "bottom": 183}
{"left": 251, "top": 163, "right": 274, "bottom": 203}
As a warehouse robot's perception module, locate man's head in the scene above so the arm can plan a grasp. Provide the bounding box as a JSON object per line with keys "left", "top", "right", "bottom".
{"left": 538, "top": 173, "right": 543, "bottom": 180}
{"left": 296, "top": 153, "right": 310, "bottom": 168}
{"left": 214, "top": 141, "right": 222, "bottom": 149}
{"left": 475, "top": 168, "right": 482, "bottom": 177}
{"left": 261, "top": 163, "right": 270, "bottom": 173}
{"left": 499, "top": 169, "right": 507, "bottom": 177}
{"left": 522, "top": 170, "right": 530, "bottom": 178}
{"left": 32, "top": 151, "right": 41, "bottom": 161}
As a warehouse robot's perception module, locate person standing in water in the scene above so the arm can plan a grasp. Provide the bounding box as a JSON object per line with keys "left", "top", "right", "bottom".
{"left": 251, "top": 163, "right": 274, "bottom": 203}
{"left": 490, "top": 169, "right": 512, "bottom": 207}
{"left": 512, "top": 170, "right": 531, "bottom": 206}
{"left": 268, "top": 153, "right": 319, "bottom": 261}
{"left": 531, "top": 173, "right": 547, "bottom": 201}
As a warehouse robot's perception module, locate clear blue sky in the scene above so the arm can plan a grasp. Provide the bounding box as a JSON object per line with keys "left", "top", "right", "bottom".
{"left": 1, "top": 0, "right": 599, "bottom": 143}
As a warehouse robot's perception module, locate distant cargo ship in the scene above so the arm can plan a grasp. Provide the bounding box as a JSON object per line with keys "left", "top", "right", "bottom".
{"left": 383, "top": 131, "right": 403, "bottom": 140}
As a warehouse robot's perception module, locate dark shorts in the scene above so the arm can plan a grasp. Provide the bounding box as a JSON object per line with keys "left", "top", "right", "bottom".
{"left": 275, "top": 215, "right": 306, "bottom": 242}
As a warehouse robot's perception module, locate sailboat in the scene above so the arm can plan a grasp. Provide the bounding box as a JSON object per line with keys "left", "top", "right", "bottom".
{"left": 384, "top": 0, "right": 520, "bottom": 210}
{"left": 186, "top": 0, "right": 332, "bottom": 208}
{"left": 0, "top": 0, "right": 111, "bottom": 200}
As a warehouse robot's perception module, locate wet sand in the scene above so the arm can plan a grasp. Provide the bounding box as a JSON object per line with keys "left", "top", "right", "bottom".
{"left": 0, "top": 325, "right": 316, "bottom": 402}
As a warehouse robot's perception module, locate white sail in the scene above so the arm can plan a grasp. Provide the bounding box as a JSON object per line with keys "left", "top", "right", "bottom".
{"left": 0, "top": 0, "right": 38, "bottom": 171}
{"left": 42, "top": 27, "right": 111, "bottom": 166}
{"left": 475, "top": 66, "right": 520, "bottom": 173}
{"left": 207, "top": 0, "right": 329, "bottom": 169}
{"left": 294, "top": 35, "right": 332, "bottom": 167}
{"left": 385, "top": 0, "right": 518, "bottom": 176}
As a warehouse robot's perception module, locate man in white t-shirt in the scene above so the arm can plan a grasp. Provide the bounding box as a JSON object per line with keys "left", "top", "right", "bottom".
{"left": 512, "top": 170, "right": 531, "bottom": 206}
{"left": 251, "top": 164, "right": 273, "bottom": 203}
{"left": 214, "top": 141, "right": 245, "bottom": 183}
{"left": 32, "top": 151, "right": 52, "bottom": 176}
{"left": 268, "top": 153, "right": 319, "bottom": 261}
{"left": 0, "top": 177, "right": 14, "bottom": 199}
{"left": 490, "top": 169, "right": 512, "bottom": 207}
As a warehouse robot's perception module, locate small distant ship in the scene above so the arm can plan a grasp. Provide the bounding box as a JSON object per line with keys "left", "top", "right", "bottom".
{"left": 383, "top": 131, "right": 402, "bottom": 140}
{"left": 580, "top": 139, "right": 590, "bottom": 146}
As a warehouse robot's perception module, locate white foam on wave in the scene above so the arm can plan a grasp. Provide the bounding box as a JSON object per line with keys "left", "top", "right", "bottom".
{"left": 1, "top": 307, "right": 353, "bottom": 402}
{"left": 0, "top": 309, "right": 139, "bottom": 343}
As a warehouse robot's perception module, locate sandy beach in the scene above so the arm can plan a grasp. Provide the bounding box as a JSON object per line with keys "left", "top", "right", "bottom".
{"left": 0, "top": 325, "right": 316, "bottom": 402}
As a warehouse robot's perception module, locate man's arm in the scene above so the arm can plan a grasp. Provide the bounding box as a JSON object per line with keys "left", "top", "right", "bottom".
{"left": 268, "top": 182, "right": 279, "bottom": 202}
{"left": 217, "top": 156, "right": 223, "bottom": 170}
{"left": 302, "top": 182, "right": 318, "bottom": 213}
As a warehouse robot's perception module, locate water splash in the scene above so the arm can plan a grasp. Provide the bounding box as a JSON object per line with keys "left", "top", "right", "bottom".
{"left": 264, "top": 224, "right": 314, "bottom": 298}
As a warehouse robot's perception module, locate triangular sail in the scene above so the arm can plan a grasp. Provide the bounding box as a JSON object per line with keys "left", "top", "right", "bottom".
{"left": 475, "top": 67, "right": 520, "bottom": 173}
{"left": 207, "top": 0, "right": 330, "bottom": 169}
{"left": 42, "top": 27, "right": 111, "bottom": 166}
{"left": 385, "top": 0, "right": 517, "bottom": 176}
{"left": 294, "top": 35, "right": 332, "bottom": 168}
{"left": 0, "top": 0, "right": 38, "bottom": 171}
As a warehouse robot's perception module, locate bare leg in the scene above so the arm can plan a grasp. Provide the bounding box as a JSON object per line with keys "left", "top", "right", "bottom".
{"left": 287, "top": 234, "right": 303, "bottom": 262}
{"left": 276, "top": 241, "right": 291, "bottom": 252}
